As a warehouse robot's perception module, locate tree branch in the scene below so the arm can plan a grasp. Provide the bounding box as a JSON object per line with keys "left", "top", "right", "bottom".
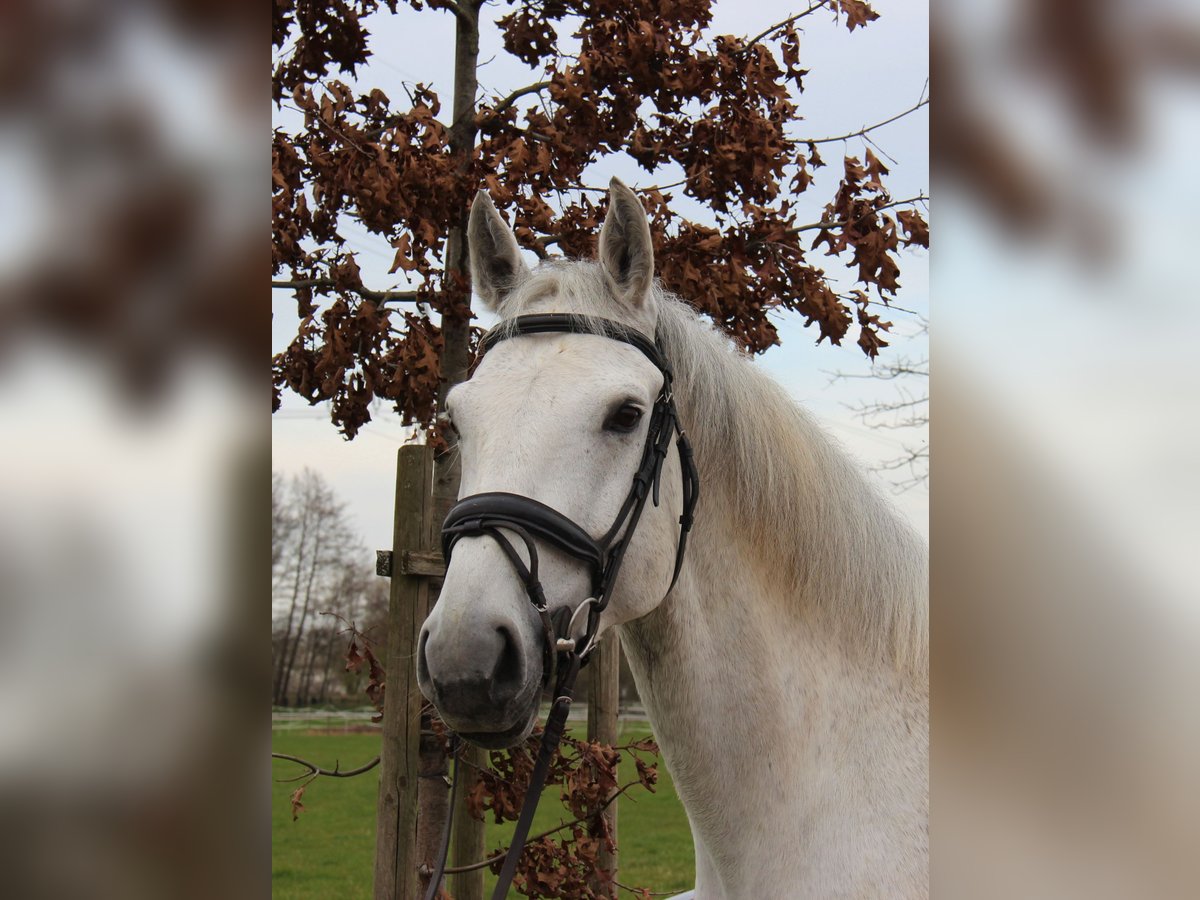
{"left": 877, "top": 445, "right": 929, "bottom": 486}
{"left": 807, "top": 96, "right": 930, "bottom": 145}
{"left": 282, "top": 103, "right": 371, "bottom": 157}
{"left": 272, "top": 279, "right": 421, "bottom": 304}
{"left": 613, "top": 881, "right": 692, "bottom": 897}
{"left": 848, "top": 394, "right": 928, "bottom": 416}
{"left": 501, "top": 124, "right": 555, "bottom": 143}
{"left": 836, "top": 294, "right": 923, "bottom": 317}
{"left": 441, "top": 779, "right": 641, "bottom": 874}
{"left": 483, "top": 80, "right": 553, "bottom": 120}
{"left": 790, "top": 194, "right": 929, "bottom": 233}
{"left": 568, "top": 176, "right": 688, "bottom": 194}
{"left": 272, "top": 752, "right": 381, "bottom": 782}
{"left": 832, "top": 361, "right": 928, "bottom": 380}
{"left": 739, "top": 2, "right": 833, "bottom": 53}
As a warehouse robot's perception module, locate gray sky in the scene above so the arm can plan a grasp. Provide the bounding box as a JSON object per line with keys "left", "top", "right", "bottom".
{"left": 271, "top": 0, "right": 930, "bottom": 549}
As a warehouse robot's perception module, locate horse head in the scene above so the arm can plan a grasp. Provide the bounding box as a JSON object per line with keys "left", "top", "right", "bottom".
{"left": 416, "top": 179, "right": 689, "bottom": 748}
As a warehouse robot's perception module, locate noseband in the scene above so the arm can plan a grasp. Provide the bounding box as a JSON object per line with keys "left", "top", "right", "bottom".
{"left": 428, "top": 313, "right": 700, "bottom": 900}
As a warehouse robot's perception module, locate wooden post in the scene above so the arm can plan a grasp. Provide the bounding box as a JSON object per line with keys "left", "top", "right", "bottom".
{"left": 449, "top": 743, "right": 487, "bottom": 900}
{"left": 588, "top": 631, "right": 621, "bottom": 897}
{"left": 375, "top": 445, "right": 435, "bottom": 900}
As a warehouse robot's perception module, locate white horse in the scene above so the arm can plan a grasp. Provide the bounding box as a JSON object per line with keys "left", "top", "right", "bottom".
{"left": 416, "top": 179, "right": 928, "bottom": 898}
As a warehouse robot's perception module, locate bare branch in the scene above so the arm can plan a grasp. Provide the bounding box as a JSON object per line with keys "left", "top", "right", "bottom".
{"left": 272, "top": 279, "right": 421, "bottom": 304}
{"left": 740, "top": 2, "right": 834, "bottom": 53}
{"left": 272, "top": 752, "right": 381, "bottom": 782}
{"left": 569, "top": 176, "right": 688, "bottom": 194}
{"left": 830, "top": 339, "right": 929, "bottom": 492}
{"left": 879, "top": 446, "right": 929, "bottom": 469}
{"left": 613, "top": 880, "right": 692, "bottom": 897}
{"left": 807, "top": 96, "right": 930, "bottom": 145}
{"left": 848, "top": 395, "right": 928, "bottom": 420}
{"left": 836, "top": 294, "right": 923, "bottom": 317}
{"left": 639, "top": 176, "right": 689, "bottom": 192}
{"left": 831, "top": 359, "right": 928, "bottom": 381}
{"left": 876, "top": 443, "right": 929, "bottom": 492}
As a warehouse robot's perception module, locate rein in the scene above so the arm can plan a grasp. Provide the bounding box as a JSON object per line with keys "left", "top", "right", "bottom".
{"left": 426, "top": 313, "right": 700, "bottom": 900}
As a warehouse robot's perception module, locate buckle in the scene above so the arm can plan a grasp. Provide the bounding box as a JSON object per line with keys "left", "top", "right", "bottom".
{"left": 555, "top": 597, "right": 598, "bottom": 654}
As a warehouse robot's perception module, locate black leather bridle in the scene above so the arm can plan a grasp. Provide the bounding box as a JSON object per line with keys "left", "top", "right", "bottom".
{"left": 425, "top": 313, "right": 700, "bottom": 900}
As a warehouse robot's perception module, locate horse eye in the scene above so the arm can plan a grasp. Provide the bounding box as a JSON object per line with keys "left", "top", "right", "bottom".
{"left": 604, "top": 403, "right": 643, "bottom": 433}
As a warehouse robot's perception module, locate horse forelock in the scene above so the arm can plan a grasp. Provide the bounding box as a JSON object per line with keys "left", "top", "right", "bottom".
{"left": 496, "top": 259, "right": 928, "bottom": 678}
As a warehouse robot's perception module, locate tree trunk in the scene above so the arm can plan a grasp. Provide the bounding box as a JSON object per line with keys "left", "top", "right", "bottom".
{"left": 426, "top": 3, "right": 486, "bottom": 899}
{"left": 376, "top": 6, "right": 484, "bottom": 897}
{"left": 273, "top": 503, "right": 311, "bottom": 704}
{"left": 298, "top": 628, "right": 320, "bottom": 706}
{"left": 282, "top": 529, "right": 324, "bottom": 705}
{"left": 316, "top": 620, "right": 339, "bottom": 705}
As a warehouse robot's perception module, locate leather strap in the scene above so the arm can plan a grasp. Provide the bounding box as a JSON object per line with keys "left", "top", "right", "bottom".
{"left": 422, "top": 737, "right": 460, "bottom": 900}
{"left": 479, "top": 313, "right": 670, "bottom": 376}
{"left": 442, "top": 492, "right": 606, "bottom": 575}
{"left": 489, "top": 656, "right": 580, "bottom": 899}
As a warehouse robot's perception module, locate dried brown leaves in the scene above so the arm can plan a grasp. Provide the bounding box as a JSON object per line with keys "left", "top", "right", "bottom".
{"left": 272, "top": 0, "right": 927, "bottom": 436}
{"left": 467, "top": 728, "right": 662, "bottom": 899}
{"left": 335, "top": 632, "right": 664, "bottom": 897}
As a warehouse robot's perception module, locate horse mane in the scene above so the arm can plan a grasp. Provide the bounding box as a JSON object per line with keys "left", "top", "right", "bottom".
{"left": 497, "top": 261, "right": 929, "bottom": 677}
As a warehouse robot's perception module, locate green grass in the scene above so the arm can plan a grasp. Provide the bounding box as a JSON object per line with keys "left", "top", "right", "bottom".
{"left": 272, "top": 723, "right": 694, "bottom": 899}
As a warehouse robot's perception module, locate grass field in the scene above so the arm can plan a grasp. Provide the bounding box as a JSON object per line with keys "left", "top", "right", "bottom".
{"left": 272, "top": 722, "right": 694, "bottom": 899}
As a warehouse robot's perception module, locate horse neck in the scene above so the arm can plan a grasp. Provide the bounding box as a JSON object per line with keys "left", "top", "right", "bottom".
{"left": 617, "top": 445, "right": 928, "bottom": 895}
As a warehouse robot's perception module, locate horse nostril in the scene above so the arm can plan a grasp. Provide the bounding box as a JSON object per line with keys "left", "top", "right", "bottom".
{"left": 420, "top": 618, "right": 530, "bottom": 719}
{"left": 417, "top": 628, "right": 431, "bottom": 684}
{"left": 491, "top": 625, "right": 523, "bottom": 692}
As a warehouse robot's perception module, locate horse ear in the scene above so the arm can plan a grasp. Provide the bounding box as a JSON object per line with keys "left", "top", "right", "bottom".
{"left": 468, "top": 190, "right": 530, "bottom": 310}
{"left": 598, "top": 178, "right": 655, "bottom": 308}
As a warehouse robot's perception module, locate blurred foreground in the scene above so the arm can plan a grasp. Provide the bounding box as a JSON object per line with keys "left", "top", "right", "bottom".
{"left": 0, "top": 2, "right": 264, "bottom": 898}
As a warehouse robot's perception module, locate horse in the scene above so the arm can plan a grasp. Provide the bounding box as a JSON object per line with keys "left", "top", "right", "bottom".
{"left": 416, "top": 178, "right": 929, "bottom": 898}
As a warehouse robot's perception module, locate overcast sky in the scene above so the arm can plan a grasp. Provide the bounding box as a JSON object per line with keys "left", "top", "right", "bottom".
{"left": 271, "top": 0, "right": 931, "bottom": 549}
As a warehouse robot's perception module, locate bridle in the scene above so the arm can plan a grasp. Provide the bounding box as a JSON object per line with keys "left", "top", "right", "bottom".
{"left": 425, "top": 313, "right": 700, "bottom": 900}
{"left": 442, "top": 313, "right": 700, "bottom": 670}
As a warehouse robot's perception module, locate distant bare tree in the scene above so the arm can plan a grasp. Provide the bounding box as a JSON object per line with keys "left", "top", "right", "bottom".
{"left": 833, "top": 316, "right": 928, "bottom": 491}
{"left": 298, "top": 562, "right": 380, "bottom": 706}
{"left": 272, "top": 469, "right": 362, "bottom": 706}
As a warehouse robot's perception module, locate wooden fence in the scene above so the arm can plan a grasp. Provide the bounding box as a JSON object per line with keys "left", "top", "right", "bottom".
{"left": 374, "top": 444, "right": 621, "bottom": 899}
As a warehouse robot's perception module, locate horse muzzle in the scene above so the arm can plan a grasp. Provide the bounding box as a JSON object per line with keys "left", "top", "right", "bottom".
{"left": 416, "top": 607, "right": 545, "bottom": 748}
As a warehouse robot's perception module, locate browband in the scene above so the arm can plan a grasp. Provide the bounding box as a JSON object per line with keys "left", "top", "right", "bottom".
{"left": 479, "top": 313, "right": 671, "bottom": 375}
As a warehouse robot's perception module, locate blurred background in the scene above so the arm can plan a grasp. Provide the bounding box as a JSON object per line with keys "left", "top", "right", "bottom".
{"left": 933, "top": 0, "right": 1200, "bottom": 896}
{"left": 0, "top": 0, "right": 1196, "bottom": 897}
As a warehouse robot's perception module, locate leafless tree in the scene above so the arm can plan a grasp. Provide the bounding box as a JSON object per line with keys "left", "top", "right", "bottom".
{"left": 272, "top": 469, "right": 363, "bottom": 706}
{"left": 832, "top": 316, "right": 928, "bottom": 492}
